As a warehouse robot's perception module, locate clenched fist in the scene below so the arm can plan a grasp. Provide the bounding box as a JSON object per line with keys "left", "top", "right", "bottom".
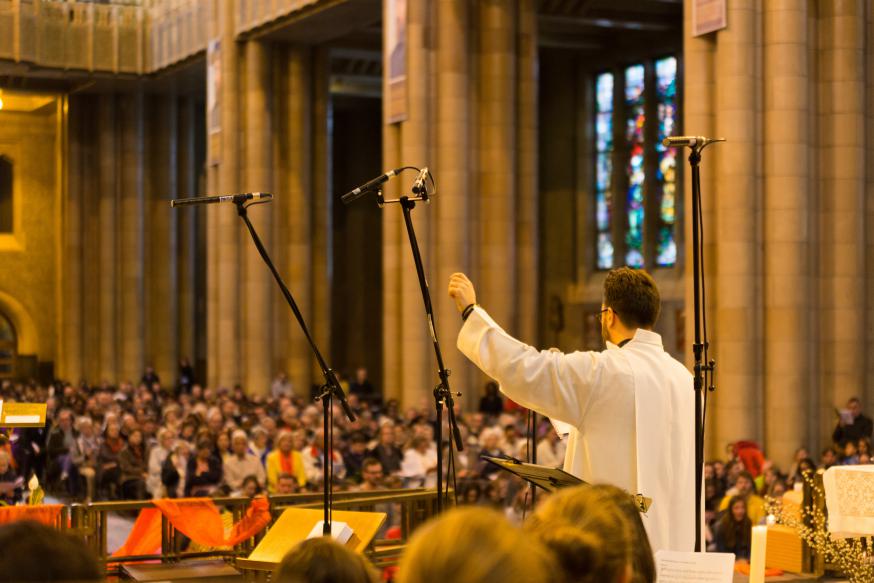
{"left": 448, "top": 272, "right": 477, "bottom": 313}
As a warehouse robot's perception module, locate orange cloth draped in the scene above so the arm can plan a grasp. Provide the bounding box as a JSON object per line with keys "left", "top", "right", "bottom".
{"left": 112, "top": 508, "right": 163, "bottom": 557}
{"left": 0, "top": 504, "right": 63, "bottom": 526}
{"left": 114, "top": 497, "right": 272, "bottom": 557}
{"left": 733, "top": 561, "right": 783, "bottom": 577}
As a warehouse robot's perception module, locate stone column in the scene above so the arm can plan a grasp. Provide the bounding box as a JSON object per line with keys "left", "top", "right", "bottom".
{"left": 866, "top": 0, "right": 874, "bottom": 413}
{"left": 311, "top": 47, "right": 332, "bottom": 383}
{"left": 682, "top": 0, "right": 717, "bottom": 456}
{"left": 118, "top": 91, "right": 146, "bottom": 384}
{"left": 477, "top": 0, "right": 517, "bottom": 333}
{"left": 399, "top": 0, "right": 434, "bottom": 409}
{"left": 713, "top": 0, "right": 761, "bottom": 451}
{"left": 285, "top": 46, "right": 314, "bottom": 395}
{"left": 818, "top": 0, "right": 865, "bottom": 438}
{"left": 763, "top": 0, "right": 809, "bottom": 466}
{"left": 177, "top": 96, "right": 197, "bottom": 367}
{"left": 97, "top": 94, "right": 119, "bottom": 383}
{"left": 146, "top": 95, "right": 179, "bottom": 385}
{"left": 434, "top": 0, "right": 471, "bottom": 403}
{"left": 242, "top": 40, "right": 274, "bottom": 395}
{"left": 515, "top": 0, "right": 538, "bottom": 344}
{"left": 61, "top": 96, "right": 85, "bottom": 382}
{"left": 382, "top": 121, "right": 403, "bottom": 404}
{"left": 214, "top": 0, "right": 242, "bottom": 388}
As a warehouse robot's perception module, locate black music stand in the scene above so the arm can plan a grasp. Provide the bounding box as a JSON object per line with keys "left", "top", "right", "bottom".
{"left": 482, "top": 455, "right": 653, "bottom": 513}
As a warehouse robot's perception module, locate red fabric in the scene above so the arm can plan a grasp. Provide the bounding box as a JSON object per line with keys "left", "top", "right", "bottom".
{"left": 113, "top": 496, "right": 272, "bottom": 558}
{"left": 112, "top": 508, "right": 162, "bottom": 557}
{"left": 279, "top": 452, "right": 294, "bottom": 475}
{"left": 0, "top": 504, "right": 63, "bottom": 526}
{"left": 733, "top": 560, "right": 783, "bottom": 577}
{"left": 734, "top": 441, "right": 765, "bottom": 478}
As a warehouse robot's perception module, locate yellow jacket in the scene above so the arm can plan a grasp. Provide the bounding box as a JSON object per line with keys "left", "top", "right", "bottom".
{"left": 265, "top": 449, "right": 307, "bottom": 492}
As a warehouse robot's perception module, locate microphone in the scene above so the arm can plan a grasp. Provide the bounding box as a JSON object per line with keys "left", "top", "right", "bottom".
{"left": 662, "top": 136, "right": 726, "bottom": 148}
{"left": 412, "top": 167, "right": 430, "bottom": 199}
{"left": 341, "top": 168, "right": 403, "bottom": 205}
{"left": 170, "top": 192, "right": 272, "bottom": 208}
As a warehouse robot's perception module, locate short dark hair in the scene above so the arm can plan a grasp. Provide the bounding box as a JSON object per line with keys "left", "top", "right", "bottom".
{"left": 275, "top": 537, "right": 378, "bottom": 583}
{"left": 603, "top": 267, "right": 660, "bottom": 329}
{"left": 0, "top": 521, "right": 101, "bottom": 582}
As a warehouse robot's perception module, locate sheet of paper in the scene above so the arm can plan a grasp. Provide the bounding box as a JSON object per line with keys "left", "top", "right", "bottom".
{"left": 655, "top": 550, "right": 734, "bottom": 583}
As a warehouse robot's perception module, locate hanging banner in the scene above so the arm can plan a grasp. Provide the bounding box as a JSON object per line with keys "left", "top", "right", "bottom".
{"left": 692, "top": 0, "right": 727, "bottom": 37}
{"left": 385, "top": 0, "right": 407, "bottom": 124}
{"left": 207, "top": 38, "right": 222, "bottom": 165}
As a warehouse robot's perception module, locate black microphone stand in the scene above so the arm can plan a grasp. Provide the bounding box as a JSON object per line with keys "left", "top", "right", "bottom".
{"left": 376, "top": 188, "right": 464, "bottom": 513}
{"left": 233, "top": 200, "right": 355, "bottom": 537}
{"left": 686, "top": 144, "right": 717, "bottom": 552}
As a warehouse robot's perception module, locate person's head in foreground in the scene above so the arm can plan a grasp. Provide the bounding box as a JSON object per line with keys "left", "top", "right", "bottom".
{"left": 397, "top": 506, "right": 558, "bottom": 583}
{"left": 600, "top": 267, "right": 660, "bottom": 345}
{"left": 0, "top": 521, "right": 101, "bottom": 582}
{"left": 274, "top": 536, "right": 378, "bottom": 583}
{"left": 526, "top": 484, "right": 655, "bottom": 583}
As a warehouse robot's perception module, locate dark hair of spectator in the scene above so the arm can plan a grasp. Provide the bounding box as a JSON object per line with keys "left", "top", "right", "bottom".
{"left": 0, "top": 521, "right": 101, "bottom": 582}
{"left": 603, "top": 267, "right": 661, "bottom": 329}
{"left": 274, "top": 537, "right": 378, "bottom": 583}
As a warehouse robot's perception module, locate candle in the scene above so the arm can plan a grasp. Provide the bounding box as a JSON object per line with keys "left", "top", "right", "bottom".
{"left": 750, "top": 525, "right": 768, "bottom": 583}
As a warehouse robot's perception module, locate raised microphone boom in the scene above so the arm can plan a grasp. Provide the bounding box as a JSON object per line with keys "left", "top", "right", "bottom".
{"left": 341, "top": 168, "right": 403, "bottom": 205}
{"left": 662, "top": 136, "right": 726, "bottom": 148}
{"left": 170, "top": 192, "right": 272, "bottom": 207}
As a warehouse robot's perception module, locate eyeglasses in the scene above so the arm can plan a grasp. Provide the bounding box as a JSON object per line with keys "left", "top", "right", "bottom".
{"left": 595, "top": 308, "right": 615, "bottom": 322}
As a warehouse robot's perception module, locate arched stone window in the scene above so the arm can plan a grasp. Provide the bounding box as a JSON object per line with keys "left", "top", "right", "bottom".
{"left": 0, "top": 311, "right": 16, "bottom": 378}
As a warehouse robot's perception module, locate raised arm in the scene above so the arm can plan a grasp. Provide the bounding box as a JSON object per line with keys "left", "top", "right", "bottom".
{"left": 449, "top": 273, "right": 606, "bottom": 427}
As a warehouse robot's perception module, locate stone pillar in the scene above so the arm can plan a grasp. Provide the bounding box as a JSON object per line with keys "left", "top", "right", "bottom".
{"left": 434, "top": 0, "right": 471, "bottom": 403}
{"left": 866, "top": 0, "right": 874, "bottom": 413}
{"left": 177, "top": 96, "right": 197, "bottom": 367}
{"left": 713, "top": 0, "right": 761, "bottom": 450}
{"left": 285, "top": 46, "right": 314, "bottom": 395}
{"left": 477, "top": 0, "right": 516, "bottom": 332}
{"left": 382, "top": 122, "right": 403, "bottom": 404}
{"left": 146, "top": 95, "right": 179, "bottom": 386}
{"left": 242, "top": 40, "right": 274, "bottom": 395}
{"left": 97, "top": 94, "right": 119, "bottom": 383}
{"left": 515, "top": 0, "right": 538, "bottom": 344}
{"left": 399, "top": 0, "right": 434, "bottom": 410}
{"left": 311, "top": 47, "right": 332, "bottom": 384}
{"left": 213, "top": 0, "right": 241, "bottom": 388}
{"left": 62, "top": 96, "right": 85, "bottom": 382}
{"left": 763, "top": 0, "right": 809, "bottom": 466}
{"left": 118, "top": 92, "right": 146, "bottom": 384}
{"left": 818, "top": 0, "right": 865, "bottom": 438}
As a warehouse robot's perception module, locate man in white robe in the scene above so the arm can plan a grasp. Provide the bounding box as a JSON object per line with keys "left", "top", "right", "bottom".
{"left": 448, "top": 267, "right": 695, "bottom": 553}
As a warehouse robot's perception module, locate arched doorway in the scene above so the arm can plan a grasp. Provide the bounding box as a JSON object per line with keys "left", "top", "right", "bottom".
{"left": 0, "top": 311, "right": 16, "bottom": 379}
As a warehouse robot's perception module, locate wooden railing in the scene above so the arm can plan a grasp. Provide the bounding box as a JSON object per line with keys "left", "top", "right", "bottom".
{"left": 66, "top": 488, "right": 441, "bottom": 575}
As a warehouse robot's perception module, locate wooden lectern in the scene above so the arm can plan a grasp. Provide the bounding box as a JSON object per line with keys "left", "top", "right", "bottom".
{"left": 0, "top": 402, "right": 47, "bottom": 428}
{"left": 236, "top": 507, "right": 387, "bottom": 573}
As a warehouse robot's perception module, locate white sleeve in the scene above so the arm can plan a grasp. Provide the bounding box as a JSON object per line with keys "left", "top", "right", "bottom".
{"left": 457, "top": 306, "right": 606, "bottom": 427}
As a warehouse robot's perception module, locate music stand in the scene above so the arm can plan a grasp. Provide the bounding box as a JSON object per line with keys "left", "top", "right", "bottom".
{"left": 482, "top": 455, "right": 652, "bottom": 513}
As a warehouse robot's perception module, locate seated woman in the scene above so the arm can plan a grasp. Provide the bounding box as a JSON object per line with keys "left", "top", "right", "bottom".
{"left": 397, "top": 507, "right": 556, "bottom": 583}
{"left": 0, "top": 451, "right": 23, "bottom": 505}
{"left": 526, "top": 483, "right": 654, "bottom": 583}
{"left": 274, "top": 537, "right": 377, "bottom": 583}
{"left": 97, "top": 422, "right": 125, "bottom": 499}
{"left": 713, "top": 495, "right": 752, "bottom": 560}
{"left": 161, "top": 440, "right": 191, "bottom": 498}
{"left": 185, "top": 439, "right": 222, "bottom": 497}
{"left": 118, "top": 429, "right": 148, "bottom": 500}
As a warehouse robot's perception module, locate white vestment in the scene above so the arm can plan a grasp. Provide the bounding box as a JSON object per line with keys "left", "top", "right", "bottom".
{"left": 457, "top": 307, "right": 695, "bottom": 553}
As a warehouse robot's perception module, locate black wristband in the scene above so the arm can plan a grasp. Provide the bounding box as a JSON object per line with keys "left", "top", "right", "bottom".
{"left": 462, "top": 303, "right": 477, "bottom": 321}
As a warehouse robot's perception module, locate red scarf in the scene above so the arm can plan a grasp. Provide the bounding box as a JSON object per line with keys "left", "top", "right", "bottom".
{"left": 279, "top": 451, "right": 295, "bottom": 474}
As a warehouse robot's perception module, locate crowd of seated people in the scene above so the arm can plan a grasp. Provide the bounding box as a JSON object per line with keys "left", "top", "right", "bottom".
{"left": 704, "top": 396, "right": 872, "bottom": 558}
{"left": 0, "top": 365, "right": 567, "bottom": 509}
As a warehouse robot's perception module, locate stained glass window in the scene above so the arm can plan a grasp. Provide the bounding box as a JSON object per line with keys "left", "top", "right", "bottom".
{"left": 595, "top": 72, "right": 614, "bottom": 270}
{"left": 624, "top": 64, "right": 645, "bottom": 268}
{"left": 655, "top": 57, "right": 677, "bottom": 267}
{"left": 594, "top": 56, "right": 679, "bottom": 271}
